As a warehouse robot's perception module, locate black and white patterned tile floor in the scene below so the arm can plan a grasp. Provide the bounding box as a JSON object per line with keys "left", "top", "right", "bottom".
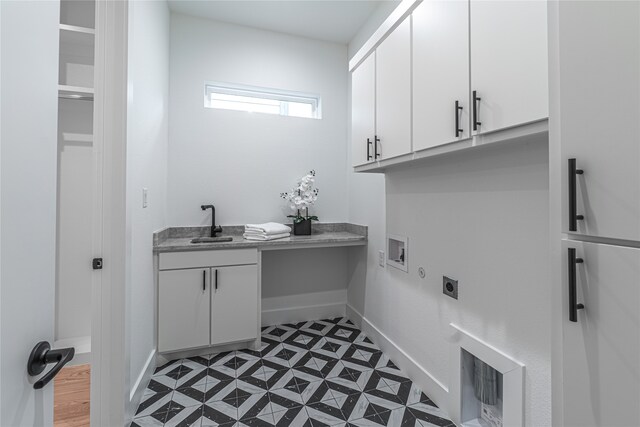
{"left": 131, "top": 317, "right": 454, "bottom": 427}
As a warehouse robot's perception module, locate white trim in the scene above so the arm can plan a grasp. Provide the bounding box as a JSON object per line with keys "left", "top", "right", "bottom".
{"left": 91, "top": 1, "right": 129, "bottom": 425}
{"left": 346, "top": 305, "right": 450, "bottom": 416}
{"left": 129, "top": 350, "right": 156, "bottom": 408}
{"left": 448, "top": 323, "right": 525, "bottom": 427}
{"left": 345, "top": 304, "right": 364, "bottom": 328}
{"left": 349, "top": 0, "right": 422, "bottom": 72}
{"left": 261, "top": 289, "right": 347, "bottom": 326}
{"left": 262, "top": 303, "right": 346, "bottom": 327}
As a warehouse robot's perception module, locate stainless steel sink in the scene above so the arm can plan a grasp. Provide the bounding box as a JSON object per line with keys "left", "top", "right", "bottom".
{"left": 190, "top": 236, "right": 233, "bottom": 244}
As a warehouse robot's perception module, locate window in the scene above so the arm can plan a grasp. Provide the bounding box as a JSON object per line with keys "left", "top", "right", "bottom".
{"left": 204, "top": 82, "right": 321, "bottom": 119}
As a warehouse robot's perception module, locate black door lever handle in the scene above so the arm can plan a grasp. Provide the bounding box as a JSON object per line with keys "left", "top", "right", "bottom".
{"left": 27, "top": 341, "right": 75, "bottom": 389}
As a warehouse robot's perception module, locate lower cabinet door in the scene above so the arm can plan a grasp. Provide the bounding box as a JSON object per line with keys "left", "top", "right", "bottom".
{"left": 211, "top": 264, "right": 259, "bottom": 345}
{"left": 562, "top": 240, "right": 640, "bottom": 426}
{"left": 158, "top": 268, "right": 210, "bottom": 353}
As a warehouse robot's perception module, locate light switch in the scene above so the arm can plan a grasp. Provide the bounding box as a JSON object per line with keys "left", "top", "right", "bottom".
{"left": 142, "top": 188, "right": 148, "bottom": 208}
{"left": 379, "top": 250, "right": 385, "bottom": 267}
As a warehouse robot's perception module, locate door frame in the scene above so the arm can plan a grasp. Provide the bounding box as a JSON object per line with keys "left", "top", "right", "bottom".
{"left": 547, "top": 0, "right": 565, "bottom": 425}
{"left": 91, "top": 1, "right": 129, "bottom": 425}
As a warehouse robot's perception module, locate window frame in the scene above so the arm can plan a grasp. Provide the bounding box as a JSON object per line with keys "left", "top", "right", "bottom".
{"left": 204, "top": 81, "right": 322, "bottom": 119}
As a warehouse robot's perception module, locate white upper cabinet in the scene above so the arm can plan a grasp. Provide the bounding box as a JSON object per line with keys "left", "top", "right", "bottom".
{"left": 413, "top": 0, "right": 470, "bottom": 150}
{"left": 375, "top": 17, "right": 412, "bottom": 160}
{"left": 559, "top": 1, "right": 640, "bottom": 241}
{"left": 470, "top": 0, "right": 548, "bottom": 134}
{"left": 351, "top": 53, "right": 376, "bottom": 167}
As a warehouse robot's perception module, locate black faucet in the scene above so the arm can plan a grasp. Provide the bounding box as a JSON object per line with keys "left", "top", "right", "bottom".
{"left": 201, "top": 204, "right": 222, "bottom": 237}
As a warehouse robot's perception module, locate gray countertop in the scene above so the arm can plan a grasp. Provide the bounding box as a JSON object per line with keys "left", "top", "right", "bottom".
{"left": 153, "top": 223, "right": 367, "bottom": 253}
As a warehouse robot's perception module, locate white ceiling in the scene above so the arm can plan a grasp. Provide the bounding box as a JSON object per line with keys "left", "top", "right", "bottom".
{"left": 167, "top": 0, "right": 394, "bottom": 44}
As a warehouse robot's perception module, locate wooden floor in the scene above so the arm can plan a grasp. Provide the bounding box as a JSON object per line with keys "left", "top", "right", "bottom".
{"left": 54, "top": 364, "right": 90, "bottom": 427}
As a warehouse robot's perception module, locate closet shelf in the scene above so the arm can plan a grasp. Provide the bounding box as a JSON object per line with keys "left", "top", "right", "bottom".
{"left": 60, "top": 23, "right": 95, "bottom": 35}
{"left": 58, "top": 85, "right": 94, "bottom": 101}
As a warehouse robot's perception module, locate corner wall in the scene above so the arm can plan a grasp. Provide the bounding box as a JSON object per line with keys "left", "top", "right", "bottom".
{"left": 125, "top": 0, "right": 170, "bottom": 417}
{"left": 346, "top": 4, "right": 552, "bottom": 425}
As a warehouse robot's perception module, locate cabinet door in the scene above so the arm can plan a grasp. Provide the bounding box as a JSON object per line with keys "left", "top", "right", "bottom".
{"left": 559, "top": 1, "right": 640, "bottom": 241}
{"left": 159, "top": 268, "right": 210, "bottom": 352}
{"left": 211, "top": 265, "right": 259, "bottom": 345}
{"left": 376, "top": 17, "right": 411, "bottom": 160}
{"left": 351, "top": 53, "right": 376, "bottom": 167}
{"left": 562, "top": 240, "right": 640, "bottom": 426}
{"left": 470, "top": 0, "right": 548, "bottom": 134}
{"left": 413, "top": 0, "right": 470, "bottom": 150}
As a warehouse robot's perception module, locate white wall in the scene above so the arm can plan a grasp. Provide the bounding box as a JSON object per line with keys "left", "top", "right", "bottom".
{"left": 56, "top": 98, "right": 94, "bottom": 343}
{"left": 382, "top": 140, "right": 551, "bottom": 426}
{"left": 125, "top": 0, "right": 170, "bottom": 415}
{"left": 168, "top": 13, "right": 348, "bottom": 227}
{"left": 345, "top": 1, "right": 393, "bottom": 317}
{"left": 348, "top": 0, "right": 400, "bottom": 59}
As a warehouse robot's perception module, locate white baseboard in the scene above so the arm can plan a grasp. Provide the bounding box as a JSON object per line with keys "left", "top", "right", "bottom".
{"left": 346, "top": 304, "right": 450, "bottom": 417}
{"left": 262, "top": 303, "right": 346, "bottom": 326}
{"left": 129, "top": 349, "right": 156, "bottom": 415}
{"left": 262, "top": 290, "right": 347, "bottom": 326}
{"left": 55, "top": 335, "right": 91, "bottom": 366}
{"left": 345, "top": 304, "right": 364, "bottom": 328}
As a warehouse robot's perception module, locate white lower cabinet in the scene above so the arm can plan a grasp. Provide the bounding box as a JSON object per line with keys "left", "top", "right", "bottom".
{"left": 158, "top": 268, "right": 211, "bottom": 353}
{"left": 211, "top": 265, "right": 259, "bottom": 345}
{"left": 157, "top": 249, "right": 259, "bottom": 353}
{"left": 562, "top": 240, "right": 640, "bottom": 426}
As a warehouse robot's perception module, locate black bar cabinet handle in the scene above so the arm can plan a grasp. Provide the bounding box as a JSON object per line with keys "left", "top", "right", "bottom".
{"left": 455, "top": 101, "right": 463, "bottom": 137}
{"left": 568, "top": 158, "right": 584, "bottom": 231}
{"left": 374, "top": 135, "right": 381, "bottom": 159}
{"left": 568, "top": 248, "right": 585, "bottom": 322}
{"left": 27, "top": 341, "right": 75, "bottom": 389}
{"left": 215, "top": 269, "right": 218, "bottom": 291}
{"left": 367, "top": 138, "right": 372, "bottom": 161}
{"left": 472, "top": 90, "right": 481, "bottom": 131}
{"left": 202, "top": 269, "right": 206, "bottom": 292}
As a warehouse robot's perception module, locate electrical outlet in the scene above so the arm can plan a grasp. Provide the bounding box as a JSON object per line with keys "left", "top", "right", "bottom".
{"left": 443, "top": 276, "right": 458, "bottom": 299}
{"left": 142, "top": 188, "right": 148, "bottom": 208}
{"left": 379, "top": 250, "right": 385, "bottom": 267}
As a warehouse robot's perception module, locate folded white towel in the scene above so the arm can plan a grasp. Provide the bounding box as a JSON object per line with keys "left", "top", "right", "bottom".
{"left": 243, "top": 232, "right": 290, "bottom": 241}
{"left": 245, "top": 222, "right": 291, "bottom": 235}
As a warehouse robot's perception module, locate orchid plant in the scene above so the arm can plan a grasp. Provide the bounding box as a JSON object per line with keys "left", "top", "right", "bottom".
{"left": 280, "top": 170, "right": 320, "bottom": 223}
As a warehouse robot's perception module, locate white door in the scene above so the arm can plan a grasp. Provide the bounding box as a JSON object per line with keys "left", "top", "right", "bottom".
{"left": 211, "top": 265, "right": 259, "bottom": 345}
{"left": 470, "top": 0, "right": 548, "bottom": 134}
{"left": 375, "top": 17, "right": 412, "bottom": 160}
{"left": 351, "top": 53, "right": 376, "bottom": 167}
{"left": 413, "top": 0, "right": 470, "bottom": 150}
{"left": 562, "top": 240, "right": 640, "bottom": 426}
{"left": 559, "top": 1, "right": 640, "bottom": 241}
{"left": 0, "top": 1, "right": 61, "bottom": 425}
{"left": 158, "top": 268, "right": 211, "bottom": 352}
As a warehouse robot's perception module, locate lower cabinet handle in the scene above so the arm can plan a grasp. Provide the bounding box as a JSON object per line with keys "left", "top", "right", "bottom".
{"left": 568, "top": 248, "right": 585, "bottom": 322}
{"left": 455, "top": 100, "right": 463, "bottom": 137}
{"left": 374, "top": 135, "right": 381, "bottom": 159}
{"left": 472, "top": 90, "right": 481, "bottom": 131}
{"left": 202, "top": 269, "right": 206, "bottom": 292}
{"left": 215, "top": 269, "right": 218, "bottom": 291}
{"left": 367, "top": 138, "right": 372, "bottom": 161}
